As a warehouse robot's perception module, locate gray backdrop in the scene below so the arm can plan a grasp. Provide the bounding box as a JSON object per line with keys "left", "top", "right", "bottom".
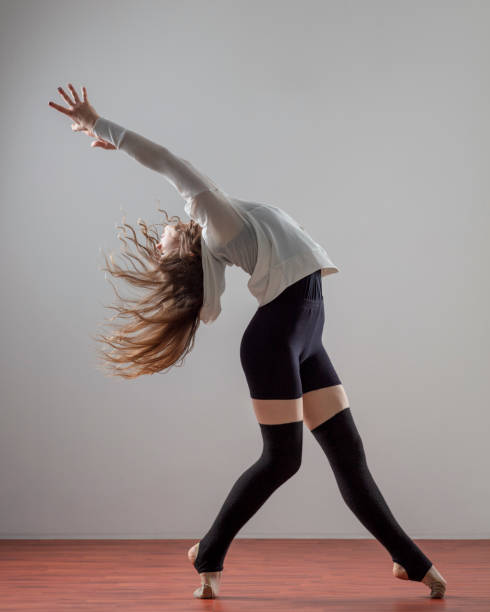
{"left": 1, "top": 0, "right": 489, "bottom": 540}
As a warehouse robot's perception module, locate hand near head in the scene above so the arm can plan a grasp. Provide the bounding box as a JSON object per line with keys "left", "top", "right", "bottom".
{"left": 48, "top": 83, "right": 115, "bottom": 150}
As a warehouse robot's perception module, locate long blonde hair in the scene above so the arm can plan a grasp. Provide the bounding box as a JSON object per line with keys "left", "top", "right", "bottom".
{"left": 93, "top": 206, "right": 204, "bottom": 379}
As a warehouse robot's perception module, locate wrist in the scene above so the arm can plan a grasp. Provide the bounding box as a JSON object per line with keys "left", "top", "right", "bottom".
{"left": 90, "top": 114, "right": 100, "bottom": 130}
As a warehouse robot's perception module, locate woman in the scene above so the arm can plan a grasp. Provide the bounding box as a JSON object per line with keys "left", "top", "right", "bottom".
{"left": 49, "top": 84, "right": 447, "bottom": 600}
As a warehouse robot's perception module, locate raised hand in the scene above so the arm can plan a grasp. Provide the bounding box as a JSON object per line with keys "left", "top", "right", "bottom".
{"left": 48, "top": 83, "right": 116, "bottom": 150}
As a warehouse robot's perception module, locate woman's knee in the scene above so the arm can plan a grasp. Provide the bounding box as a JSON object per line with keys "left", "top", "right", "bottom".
{"left": 258, "top": 420, "right": 303, "bottom": 478}
{"left": 259, "top": 447, "right": 302, "bottom": 480}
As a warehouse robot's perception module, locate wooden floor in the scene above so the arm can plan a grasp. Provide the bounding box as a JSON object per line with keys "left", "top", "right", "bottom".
{"left": 0, "top": 538, "right": 488, "bottom": 611}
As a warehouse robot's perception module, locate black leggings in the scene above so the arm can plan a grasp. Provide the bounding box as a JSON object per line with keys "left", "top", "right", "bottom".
{"left": 194, "top": 269, "right": 433, "bottom": 581}
{"left": 240, "top": 269, "right": 341, "bottom": 399}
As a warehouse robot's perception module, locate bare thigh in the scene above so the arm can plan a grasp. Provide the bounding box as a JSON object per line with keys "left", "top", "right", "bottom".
{"left": 302, "top": 384, "right": 350, "bottom": 431}
{"left": 252, "top": 398, "right": 303, "bottom": 425}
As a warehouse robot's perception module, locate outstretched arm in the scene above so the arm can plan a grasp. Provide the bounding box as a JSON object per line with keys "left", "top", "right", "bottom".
{"left": 49, "top": 84, "right": 243, "bottom": 245}
{"left": 92, "top": 117, "right": 220, "bottom": 206}
{"left": 91, "top": 117, "right": 244, "bottom": 246}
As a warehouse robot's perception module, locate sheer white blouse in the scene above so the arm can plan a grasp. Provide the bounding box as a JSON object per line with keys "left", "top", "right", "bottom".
{"left": 92, "top": 117, "right": 339, "bottom": 324}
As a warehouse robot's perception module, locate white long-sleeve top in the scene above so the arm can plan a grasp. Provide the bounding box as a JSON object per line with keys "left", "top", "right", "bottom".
{"left": 92, "top": 117, "right": 339, "bottom": 324}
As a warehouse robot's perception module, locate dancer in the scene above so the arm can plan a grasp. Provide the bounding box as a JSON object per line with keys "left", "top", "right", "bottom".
{"left": 49, "top": 84, "right": 447, "bottom": 600}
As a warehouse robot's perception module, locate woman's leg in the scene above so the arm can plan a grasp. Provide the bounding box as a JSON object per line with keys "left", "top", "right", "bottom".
{"left": 193, "top": 401, "right": 303, "bottom": 573}
{"left": 303, "top": 383, "right": 433, "bottom": 582}
{"left": 193, "top": 273, "right": 313, "bottom": 575}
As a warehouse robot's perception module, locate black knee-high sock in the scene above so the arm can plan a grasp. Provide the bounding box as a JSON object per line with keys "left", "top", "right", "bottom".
{"left": 311, "top": 407, "right": 432, "bottom": 581}
{"left": 194, "top": 420, "right": 303, "bottom": 573}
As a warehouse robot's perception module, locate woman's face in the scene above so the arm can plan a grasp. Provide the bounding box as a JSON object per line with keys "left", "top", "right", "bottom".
{"left": 156, "top": 224, "right": 180, "bottom": 255}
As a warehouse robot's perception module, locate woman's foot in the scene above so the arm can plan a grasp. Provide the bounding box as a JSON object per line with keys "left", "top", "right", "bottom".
{"left": 393, "top": 562, "right": 447, "bottom": 598}
{"left": 187, "top": 542, "right": 222, "bottom": 599}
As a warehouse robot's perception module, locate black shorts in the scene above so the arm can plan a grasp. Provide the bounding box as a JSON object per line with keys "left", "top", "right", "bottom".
{"left": 239, "top": 269, "right": 342, "bottom": 399}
